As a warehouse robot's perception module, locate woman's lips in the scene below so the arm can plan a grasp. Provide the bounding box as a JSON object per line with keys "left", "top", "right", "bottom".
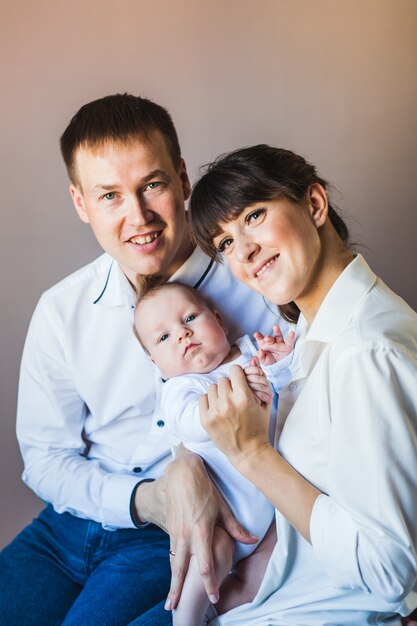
{"left": 253, "top": 255, "right": 279, "bottom": 278}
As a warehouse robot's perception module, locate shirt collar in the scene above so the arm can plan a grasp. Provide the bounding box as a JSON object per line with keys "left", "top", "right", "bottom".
{"left": 168, "top": 246, "right": 214, "bottom": 289}
{"left": 93, "top": 257, "right": 135, "bottom": 309}
{"left": 297, "top": 254, "right": 377, "bottom": 375}
{"left": 92, "top": 247, "right": 214, "bottom": 308}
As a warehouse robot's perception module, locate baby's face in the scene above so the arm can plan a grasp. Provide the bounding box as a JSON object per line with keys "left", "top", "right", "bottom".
{"left": 135, "top": 285, "right": 231, "bottom": 379}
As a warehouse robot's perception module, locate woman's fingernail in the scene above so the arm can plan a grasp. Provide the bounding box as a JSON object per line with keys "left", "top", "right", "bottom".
{"left": 164, "top": 599, "right": 173, "bottom": 611}
{"left": 209, "top": 594, "right": 219, "bottom": 604}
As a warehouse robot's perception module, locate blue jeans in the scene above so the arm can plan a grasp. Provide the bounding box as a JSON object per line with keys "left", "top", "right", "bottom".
{"left": 0, "top": 504, "right": 172, "bottom": 625}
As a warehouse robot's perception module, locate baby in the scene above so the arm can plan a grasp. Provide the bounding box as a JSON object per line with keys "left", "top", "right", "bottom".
{"left": 134, "top": 281, "right": 294, "bottom": 626}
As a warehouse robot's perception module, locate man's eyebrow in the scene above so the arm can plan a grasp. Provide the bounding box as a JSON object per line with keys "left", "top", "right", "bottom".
{"left": 142, "top": 169, "right": 170, "bottom": 183}
{"left": 90, "top": 170, "right": 170, "bottom": 195}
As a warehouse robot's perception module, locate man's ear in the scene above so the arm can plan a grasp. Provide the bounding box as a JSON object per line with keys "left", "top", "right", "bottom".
{"left": 179, "top": 159, "right": 191, "bottom": 202}
{"left": 307, "top": 183, "right": 328, "bottom": 229}
{"left": 214, "top": 310, "right": 228, "bottom": 336}
{"left": 70, "top": 184, "right": 90, "bottom": 224}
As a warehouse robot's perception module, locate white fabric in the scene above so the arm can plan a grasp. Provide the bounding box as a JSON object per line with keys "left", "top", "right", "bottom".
{"left": 17, "top": 248, "right": 284, "bottom": 529}
{"left": 213, "top": 255, "right": 417, "bottom": 625}
{"left": 161, "top": 335, "right": 292, "bottom": 561}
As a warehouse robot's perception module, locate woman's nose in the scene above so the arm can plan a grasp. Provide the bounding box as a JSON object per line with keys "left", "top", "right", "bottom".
{"left": 234, "top": 237, "right": 258, "bottom": 263}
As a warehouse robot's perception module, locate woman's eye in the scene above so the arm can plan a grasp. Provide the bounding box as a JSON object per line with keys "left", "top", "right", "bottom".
{"left": 185, "top": 314, "right": 197, "bottom": 323}
{"left": 216, "top": 237, "right": 233, "bottom": 253}
{"left": 247, "top": 208, "right": 264, "bottom": 223}
{"left": 159, "top": 333, "right": 170, "bottom": 343}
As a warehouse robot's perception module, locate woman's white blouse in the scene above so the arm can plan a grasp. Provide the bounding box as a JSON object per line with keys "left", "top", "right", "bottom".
{"left": 214, "top": 255, "right": 417, "bottom": 625}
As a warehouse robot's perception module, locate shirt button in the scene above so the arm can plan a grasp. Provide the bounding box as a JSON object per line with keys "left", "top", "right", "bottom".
{"left": 133, "top": 467, "right": 142, "bottom": 473}
{"left": 289, "top": 382, "right": 297, "bottom": 392}
{"left": 156, "top": 420, "right": 165, "bottom": 428}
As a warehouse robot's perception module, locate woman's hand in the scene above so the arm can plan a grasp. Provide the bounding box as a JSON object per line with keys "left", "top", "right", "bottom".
{"left": 200, "top": 364, "right": 320, "bottom": 543}
{"left": 163, "top": 446, "right": 258, "bottom": 610}
{"left": 199, "top": 364, "right": 272, "bottom": 473}
{"left": 244, "top": 356, "right": 273, "bottom": 405}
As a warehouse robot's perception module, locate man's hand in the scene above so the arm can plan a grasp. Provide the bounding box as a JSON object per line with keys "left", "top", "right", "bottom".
{"left": 163, "top": 446, "right": 258, "bottom": 611}
{"left": 254, "top": 324, "right": 295, "bottom": 366}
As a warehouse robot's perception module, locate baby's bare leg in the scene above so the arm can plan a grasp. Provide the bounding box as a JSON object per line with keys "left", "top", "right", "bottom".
{"left": 172, "top": 525, "right": 234, "bottom": 626}
{"left": 216, "top": 521, "right": 277, "bottom": 616}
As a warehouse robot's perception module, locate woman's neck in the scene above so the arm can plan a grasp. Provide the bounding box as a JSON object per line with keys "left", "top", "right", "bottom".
{"left": 296, "top": 223, "right": 355, "bottom": 325}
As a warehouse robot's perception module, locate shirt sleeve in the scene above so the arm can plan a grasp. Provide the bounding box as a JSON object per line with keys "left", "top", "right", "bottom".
{"left": 262, "top": 351, "right": 293, "bottom": 393}
{"left": 161, "top": 377, "right": 209, "bottom": 443}
{"left": 16, "top": 297, "right": 140, "bottom": 529}
{"left": 309, "top": 343, "right": 417, "bottom": 604}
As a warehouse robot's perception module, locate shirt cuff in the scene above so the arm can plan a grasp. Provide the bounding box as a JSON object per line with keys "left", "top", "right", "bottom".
{"left": 262, "top": 352, "right": 293, "bottom": 392}
{"left": 130, "top": 478, "right": 155, "bottom": 528}
{"left": 101, "top": 473, "right": 146, "bottom": 529}
{"left": 310, "top": 493, "right": 368, "bottom": 591}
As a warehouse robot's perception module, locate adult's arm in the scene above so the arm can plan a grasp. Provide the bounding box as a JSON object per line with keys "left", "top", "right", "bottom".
{"left": 200, "top": 345, "right": 417, "bottom": 605}
{"left": 17, "top": 297, "right": 141, "bottom": 528}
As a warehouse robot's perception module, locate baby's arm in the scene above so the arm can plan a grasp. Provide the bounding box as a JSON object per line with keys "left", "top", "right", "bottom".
{"left": 254, "top": 324, "right": 295, "bottom": 366}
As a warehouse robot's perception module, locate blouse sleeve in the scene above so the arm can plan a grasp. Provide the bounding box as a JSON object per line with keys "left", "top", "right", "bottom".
{"left": 310, "top": 343, "right": 417, "bottom": 603}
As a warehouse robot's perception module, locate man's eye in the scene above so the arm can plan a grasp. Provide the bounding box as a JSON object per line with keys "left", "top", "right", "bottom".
{"left": 103, "top": 192, "right": 116, "bottom": 201}
{"left": 185, "top": 314, "right": 197, "bottom": 323}
{"left": 159, "top": 333, "right": 170, "bottom": 343}
{"left": 145, "top": 182, "right": 162, "bottom": 191}
{"left": 216, "top": 237, "right": 233, "bottom": 253}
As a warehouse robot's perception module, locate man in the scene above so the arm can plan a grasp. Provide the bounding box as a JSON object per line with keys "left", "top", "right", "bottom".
{"left": 0, "top": 94, "right": 281, "bottom": 624}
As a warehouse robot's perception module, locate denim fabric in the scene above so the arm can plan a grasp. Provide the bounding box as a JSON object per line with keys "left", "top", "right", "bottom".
{"left": 128, "top": 600, "right": 172, "bottom": 626}
{"left": 0, "top": 505, "right": 171, "bottom": 625}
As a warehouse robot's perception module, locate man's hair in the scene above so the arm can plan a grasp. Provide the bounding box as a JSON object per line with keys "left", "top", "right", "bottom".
{"left": 133, "top": 279, "right": 209, "bottom": 352}
{"left": 60, "top": 93, "right": 182, "bottom": 185}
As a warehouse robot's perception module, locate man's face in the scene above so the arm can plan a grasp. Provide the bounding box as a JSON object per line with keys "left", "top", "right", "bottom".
{"left": 70, "top": 132, "right": 192, "bottom": 286}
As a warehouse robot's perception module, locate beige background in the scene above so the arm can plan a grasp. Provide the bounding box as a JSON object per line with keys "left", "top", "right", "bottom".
{"left": 1, "top": 0, "right": 416, "bottom": 548}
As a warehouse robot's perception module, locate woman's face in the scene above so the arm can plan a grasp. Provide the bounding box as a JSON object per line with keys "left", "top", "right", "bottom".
{"left": 212, "top": 187, "right": 327, "bottom": 311}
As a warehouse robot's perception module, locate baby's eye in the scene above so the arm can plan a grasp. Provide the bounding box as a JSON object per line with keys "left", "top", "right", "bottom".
{"left": 216, "top": 237, "right": 233, "bottom": 253}
{"left": 246, "top": 208, "right": 265, "bottom": 223}
{"left": 159, "top": 333, "right": 170, "bottom": 343}
{"left": 185, "top": 314, "right": 197, "bottom": 323}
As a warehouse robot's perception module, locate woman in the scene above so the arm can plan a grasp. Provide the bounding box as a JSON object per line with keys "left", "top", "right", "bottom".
{"left": 186, "top": 145, "right": 417, "bottom": 625}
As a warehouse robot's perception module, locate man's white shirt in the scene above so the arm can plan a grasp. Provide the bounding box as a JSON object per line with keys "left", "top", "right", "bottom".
{"left": 17, "top": 248, "right": 283, "bottom": 529}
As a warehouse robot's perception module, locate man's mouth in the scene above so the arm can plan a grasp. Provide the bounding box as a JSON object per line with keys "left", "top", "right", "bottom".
{"left": 254, "top": 255, "right": 279, "bottom": 278}
{"left": 129, "top": 231, "right": 161, "bottom": 245}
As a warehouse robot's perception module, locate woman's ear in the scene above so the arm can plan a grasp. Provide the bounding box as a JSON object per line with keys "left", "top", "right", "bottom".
{"left": 307, "top": 183, "right": 328, "bottom": 229}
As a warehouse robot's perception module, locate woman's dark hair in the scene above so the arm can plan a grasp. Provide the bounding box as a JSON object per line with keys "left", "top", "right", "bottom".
{"left": 189, "top": 144, "right": 350, "bottom": 322}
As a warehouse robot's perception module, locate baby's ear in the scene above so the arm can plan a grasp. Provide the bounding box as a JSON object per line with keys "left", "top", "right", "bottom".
{"left": 214, "top": 310, "right": 228, "bottom": 336}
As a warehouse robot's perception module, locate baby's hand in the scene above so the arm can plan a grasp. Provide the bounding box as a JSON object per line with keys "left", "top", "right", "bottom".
{"left": 254, "top": 324, "right": 295, "bottom": 366}
{"left": 244, "top": 356, "right": 273, "bottom": 406}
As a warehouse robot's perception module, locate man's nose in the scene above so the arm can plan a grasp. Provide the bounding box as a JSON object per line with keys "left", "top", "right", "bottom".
{"left": 125, "top": 196, "right": 154, "bottom": 226}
